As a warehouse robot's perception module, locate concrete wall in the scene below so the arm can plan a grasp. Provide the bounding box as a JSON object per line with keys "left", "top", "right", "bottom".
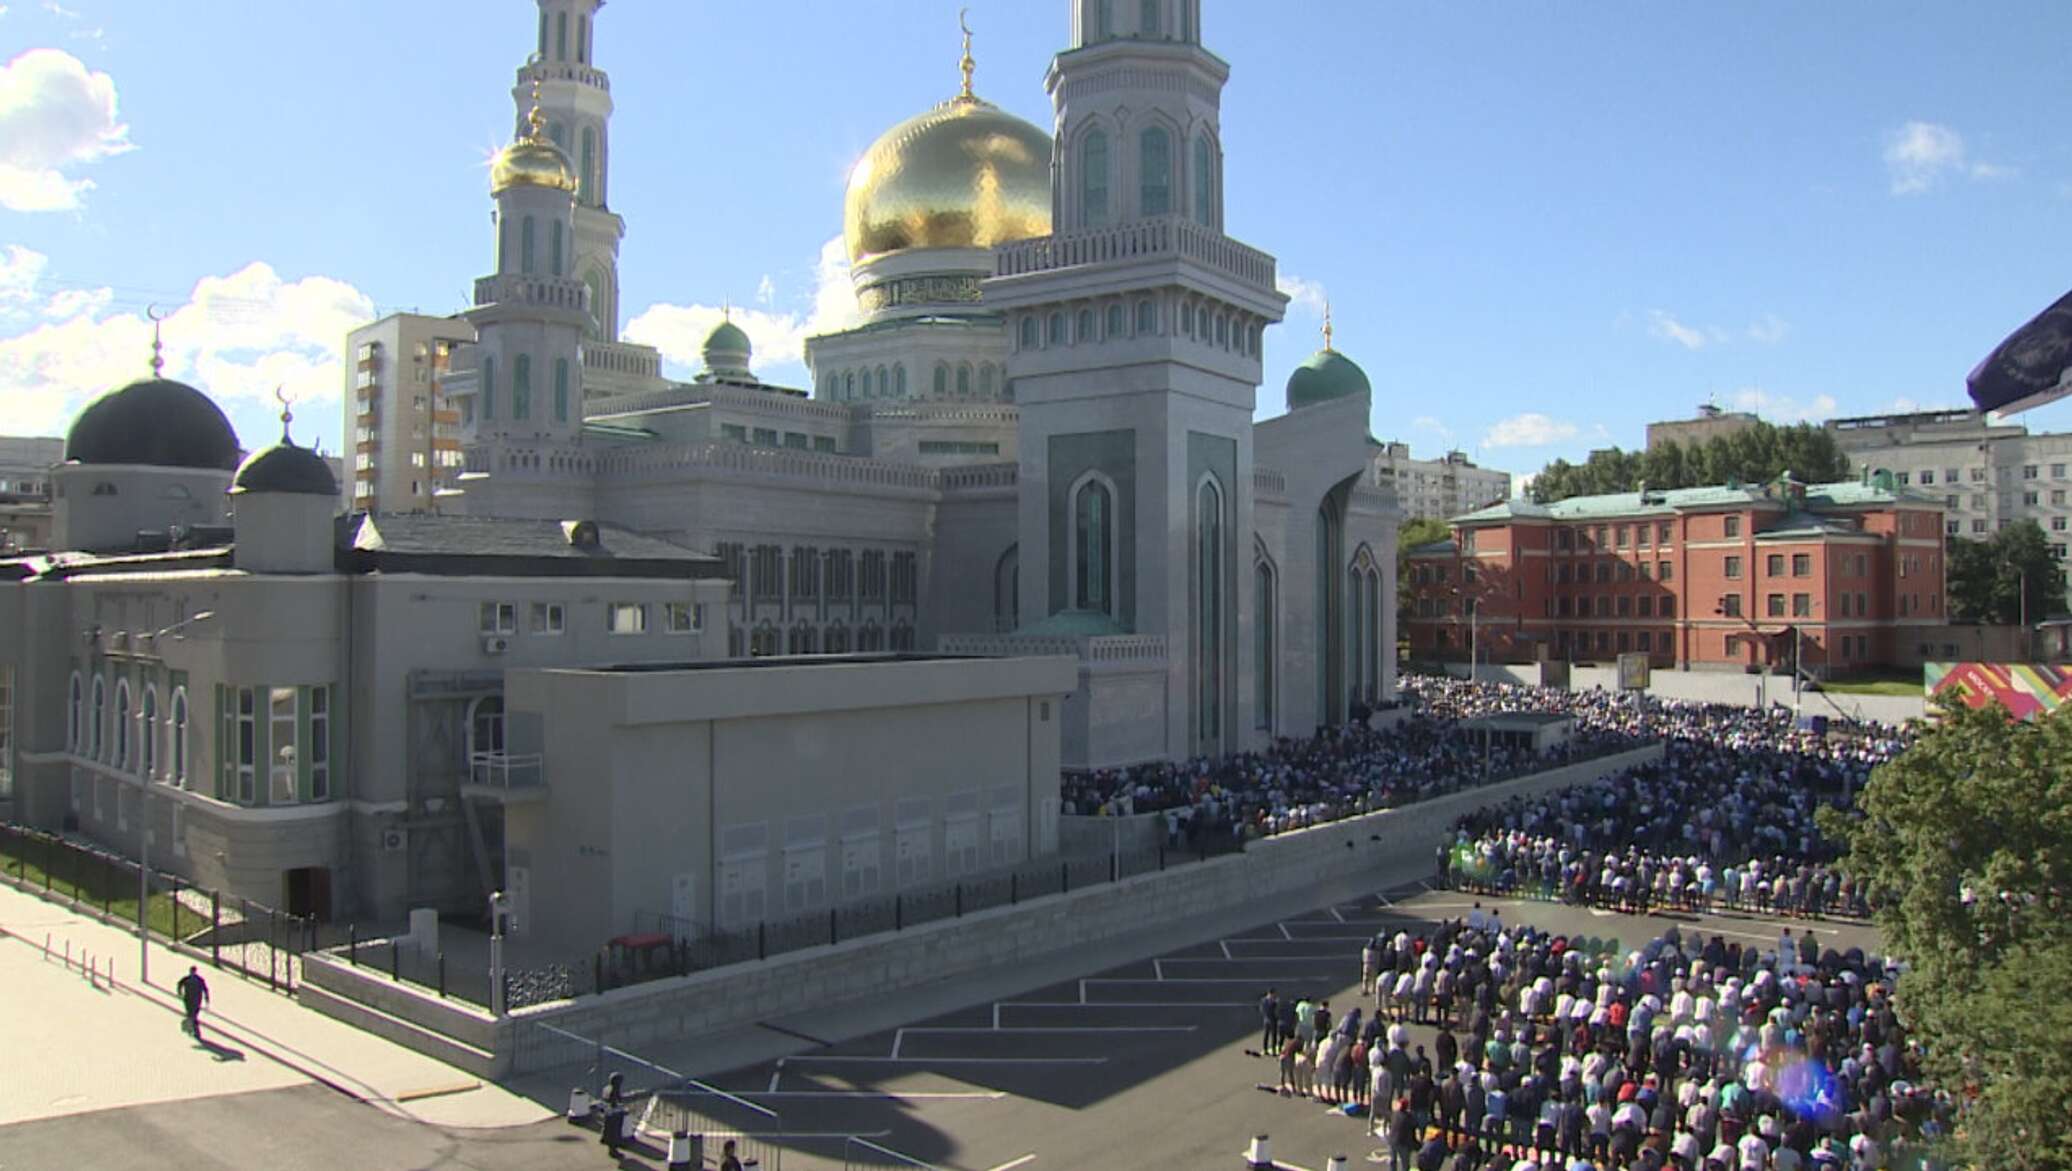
{"left": 1056, "top": 811, "right": 1164, "bottom": 857}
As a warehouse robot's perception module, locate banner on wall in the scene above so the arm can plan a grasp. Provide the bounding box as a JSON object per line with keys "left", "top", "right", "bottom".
{"left": 1924, "top": 662, "right": 2072, "bottom": 720}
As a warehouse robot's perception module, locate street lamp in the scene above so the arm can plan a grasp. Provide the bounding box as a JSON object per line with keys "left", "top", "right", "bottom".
{"left": 136, "top": 609, "right": 216, "bottom": 986}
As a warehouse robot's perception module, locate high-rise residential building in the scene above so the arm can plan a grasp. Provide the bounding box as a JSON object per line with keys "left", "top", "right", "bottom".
{"left": 1645, "top": 403, "right": 1761, "bottom": 450}
{"left": 0, "top": 436, "right": 63, "bottom": 552}
{"left": 342, "top": 313, "right": 473, "bottom": 513}
{"left": 1369, "top": 442, "right": 1511, "bottom": 521}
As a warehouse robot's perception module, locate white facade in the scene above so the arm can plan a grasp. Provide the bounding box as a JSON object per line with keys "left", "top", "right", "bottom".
{"left": 1370, "top": 441, "right": 1512, "bottom": 522}
{"left": 342, "top": 313, "right": 473, "bottom": 514}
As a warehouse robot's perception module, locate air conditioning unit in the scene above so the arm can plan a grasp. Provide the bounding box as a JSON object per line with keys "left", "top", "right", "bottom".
{"left": 380, "top": 828, "right": 406, "bottom": 853}
{"left": 481, "top": 635, "right": 510, "bottom": 655}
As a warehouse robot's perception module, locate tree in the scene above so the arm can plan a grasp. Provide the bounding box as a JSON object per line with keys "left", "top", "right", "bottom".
{"left": 1947, "top": 521, "right": 2069, "bottom": 625}
{"left": 1818, "top": 701, "right": 2072, "bottom": 1170}
{"left": 1529, "top": 421, "right": 1854, "bottom": 503}
{"left": 1395, "top": 517, "right": 1451, "bottom": 635}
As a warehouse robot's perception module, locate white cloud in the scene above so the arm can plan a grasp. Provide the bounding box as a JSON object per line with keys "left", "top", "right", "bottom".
{"left": 1513, "top": 471, "right": 1537, "bottom": 498}
{"left": 1410, "top": 415, "right": 1453, "bottom": 443}
{"left": 625, "top": 235, "right": 860, "bottom": 379}
{"left": 1646, "top": 309, "right": 1710, "bottom": 351}
{"left": 1746, "top": 313, "right": 1789, "bottom": 344}
{"left": 0, "top": 259, "right": 374, "bottom": 441}
{"left": 0, "top": 243, "right": 48, "bottom": 309}
{"left": 0, "top": 48, "right": 133, "bottom": 212}
{"left": 1277, "top": 272, "right": 1328, "bottom": 317}
{"left": 754, "top": 273, "right": 775, "bottom": 306}
{"left": 1483, "top": 412, "right": 1581, "bottom": 448}
{"left": 1726, "top": 386, "right": 1838, "bottom": 424}
{"left": 1883, "top": 121, "right": 2013, "bottom": 195}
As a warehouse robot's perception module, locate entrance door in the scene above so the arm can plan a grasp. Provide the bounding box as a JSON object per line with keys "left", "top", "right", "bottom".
{"left": 284, "top": 867, "right": 332, "bottom": 920}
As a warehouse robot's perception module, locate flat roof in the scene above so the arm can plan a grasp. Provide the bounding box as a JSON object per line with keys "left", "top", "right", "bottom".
{"left": 593, "top": 652, "right": 988, "bottom": 673}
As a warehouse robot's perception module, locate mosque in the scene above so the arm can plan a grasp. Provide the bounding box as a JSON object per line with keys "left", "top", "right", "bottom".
{"left": 434, "top": 0, "right": 1402, "bottom": 764}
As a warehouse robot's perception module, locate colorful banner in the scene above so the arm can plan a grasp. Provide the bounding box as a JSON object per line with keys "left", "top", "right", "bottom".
{"left": 1925, "top": 662, "right": 2072, "bottom": 720}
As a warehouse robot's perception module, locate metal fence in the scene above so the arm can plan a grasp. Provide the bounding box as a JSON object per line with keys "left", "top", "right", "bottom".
{"left": 0, "top": 821, "right": 324, "bottom": 995}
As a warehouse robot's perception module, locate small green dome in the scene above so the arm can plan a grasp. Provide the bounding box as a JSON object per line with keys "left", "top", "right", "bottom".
{"left": 1286, "top": 347, "right": 1372, "bottom": 410}
{"left": 704, "top": 319, "right": 751, "bottom": 354}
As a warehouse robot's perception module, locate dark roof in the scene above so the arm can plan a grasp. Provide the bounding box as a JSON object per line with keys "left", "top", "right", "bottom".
{"left": 66, "top": 378, "right": 241, "bottom": 471}
{"left": 233, "top": 441, "right": 338, "bottom": 496}
{"left": 346, "top": 514, "right": 725, "bottom": 578}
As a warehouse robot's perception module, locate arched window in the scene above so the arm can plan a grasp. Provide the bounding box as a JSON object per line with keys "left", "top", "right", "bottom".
{"left": 995, "top": 544, "right": 1019, "bottom": 631}
{"left": 1136, "top": 299, "right": 1156, "bottom": 334}
{"left": 1019, "top": 315, "right": 1038, "bottom": 350}
{"left": 114, "top": 679, "right": 131, "bottom": 771}
{"left": 67, "top": 672, "right": 82, "bottom": 752}
{"left": 1180, "top": 302, "right": 1192, "bottom": 336}
{"left": 1196, "top": 477, "right": 1223, "bottom": 740}
{"left": 556, "top": 10, "right": 568, "bottom": 60}
{"left": 1198, "top": 306, "right": 1211, "bottom": 338}
{"left": 513, "top": 354, "right": 533, "bottom": 420}
{"left": 894, "top": 364, "right": 907, "bottom": 397}
{"left": 979, "top": 363, "right": 996, "bottom": 396}
{"left": 1348, "top": 566, "right": 1367, "bottom": 705}
{"left": 482, "top": 355, "right": 497, "bottom": 420}
{"left": 1047, "top": 312, "right": 1065, "bottom": 345}
{"left": 1081, "top": 129, "right": 1109, "bottom": 228}
{"left": 498, "top": 215, "right": 513, "bottom": 271}
{"left": 844, "top": 371, "right": 855, "bottom": 400}
{"left": 1139, "top": 0, "right": 1161, "bottom": 37}
{"left": 1106, "top": 303, "right": 1125, "bottom": 337}
{"left": 140, "top": 686, "right": 158, "bottom": 779}
{"left": 468, "top": 696, "right": 505, "bottom": 761}
{"left": 554, "top": 358, "right": 570, "bottom": 422}
{"left": 1076, "top": 308, "right": 1095, "bottom": 343}
{"left": 1072, "top": 475, "right": 1115, "bottom": 614}
{"left": 581, "top": 127, "right": 597, "bottom": 204}
{"left": 1215, "top": 314, "right": 1228, "bottom": 347}
{"left": 89, "top": 675, "right": 105, "bottom": 761}
{"left": 170, "top": 688, "right": 189, "bottom": 787}
{"left": 537, "top": 10, "right": 548, "bottom": 56}
{"left": 1097, "top": 0, "right": 1113, "bottom": 38}
{"left": 1181, "top": 0, "right": 1193, "bottom": 41}
{"left": 876, "top": 366, "right": 888, "bottom": 397}
{"left": 933, "top": 364, "right": 949, "bottom": 396}
{"left": 891, "top": 621, "right": 915, "bottom": 652}
{"left": 576, "top": 14, "right": 589, "bottom": 63}
{"left": 1140, "top": 127, "right": 1171, "bottom": 216}
{"left": 581, "top": 268, "right": 605, "bottom": 340}
{"left": 1192, "top": 133, "right": 1214, "bottom": 225}
{"left": 550, "top": 219, "right": 564, "bottom": 276}
{"left": 1254, "top": 558, "right": 1276, "bottom": 732}
{"left": 521, "top": 216, "right": 536, "bottom": 275}
{"left": 956, "top": 364, "right": 972, "bottom": 395}
{"left": 825, "top": 622, "right": 850, "bottom": 654}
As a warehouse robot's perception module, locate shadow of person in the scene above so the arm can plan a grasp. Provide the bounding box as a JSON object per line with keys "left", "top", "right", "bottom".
{"left": 196, "top": 1038, "right": 247, "bottom": 1062}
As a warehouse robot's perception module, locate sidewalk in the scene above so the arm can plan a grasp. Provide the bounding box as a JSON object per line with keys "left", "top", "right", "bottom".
{"left": 0, "top": 882, "right": 551, "bottom": 1130}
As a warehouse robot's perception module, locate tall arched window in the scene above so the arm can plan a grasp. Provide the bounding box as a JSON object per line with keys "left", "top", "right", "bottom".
{"left": 1181, "top": 0, "right": 1193, "bottom": 41}
{"left": 468, "top": 696, "right": 505, "bottom": 761}
{"left": 1140, "top": 127, "right": 1172, "bottom": 216}
{"left": 498, "top": 215, "right": 513, "bottom": 271}
{"left": 482, "top": 355, "right": 497, "bottom": 420}
{"left": 1364, "top": 569, "right": 1381, "bottom": 698}
{"left": 1139, "top": 0, "right": 1161, "bottom": 37}
{"left": 995, "top": 544, "right": 1019, "bottom": 631}
{"left": 89, "top": 675, "right": 105, "bottom": 761}
{"left": 581, "top": 269, "right": 605, "bottom": 339}
{"left": 845, "top": 371, "right": 855, "bottom": 400}
{"left": 894, "top": 364, "right": 907, "bottom": 397}
{"left": 521, "top": 216, "right": 537, "bottom": 274}
{"left": 1196, "top": 477, "right": 1223, "bottom": 740}
{"left": 1192, "top": 133, "right": 1214, "bottom": 226}
{"left": 1348, "top": 566, "right": 1368, "bottom": 705}
{"left": 67, "top": 672, "right": 82, "bottom": 751}
{"left": 1072, "top": 476, "right": 1114, "bottom": 614}
{"left": 979, "top": 363, "right": 996, "bottom": 396}
{"left": 114, "top": 680, "right": 131, "bottom": 771}
{"left": 1097, "top": 0, "right": 1114, "bottom": 38}
{"left": 1136, "top": 299, "right": 1156, "bottom": 334}
{"left": 576, "top": 14, "right": 589, "bottom": 62}
{"left": 513, "top": 353, "right": 533, "bottom": 420}
{"left": 1215, "top": 314, "right": 1228, "bottom": 347}
{"left": 1254, "top": 559, "right": 1276, "bottom": 731}
{"left": 876, "top": 366, "right": 888, "bottom": 397}
{"left": 1081, "top": 129, "right": 1109, "bottom": 228}
{"left": 170, "top": 688, "right": 189, "bottom": 787}
{"left": 933, "top": 364, "right": 949, "bottom": 396}
{"left": 537, "top": 10, "right": 548, "bottom": 56}
{"left": 1106, "top": 303, "right": 1125, "bottom": 337}
{"left": 554, "top": 357, "right": 570, "bottom": 422}
{"left": 556, "top": 10, "right": 568, "bottom": 60}
{"left": 956, "top": 364, "right": 972, "bottom": 395}
{"left": 550, "top": 220, "right": 564, "bottom": 276}
{"left": 140, "top": 686, "right": 158, "bottom": 780}
{"left": 1047, "top": 312, "right": 1065, "bottom": 345}
{"left": 581, "top": 127, "right": 597, "bottom": 204}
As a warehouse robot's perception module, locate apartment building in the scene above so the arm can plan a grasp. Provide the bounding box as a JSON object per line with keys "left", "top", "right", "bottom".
{"left": 342, "top": 313, "right": 475, "bottom": 514}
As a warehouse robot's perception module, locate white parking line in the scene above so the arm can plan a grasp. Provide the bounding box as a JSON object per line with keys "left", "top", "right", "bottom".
{"left": 1221, "top": 940, "right": 1234, "bottom": 959}
{"left": 987, "top": 1155, "right": 1038, "bottom": 1171}
{"left": 783, "top": 1055, "right": 1110, "bottom": 1065}
{"left": 900, "top": 1026, "right": 1198, "bottom": 1035}
{"left": 754, "top": 1090, "right": 1010, "bottom": 1101}
{"left": 1330, "top": 906, "right": 1346, "bottom": 922}
{"left": 849, "top": 1135, "right": 939, "bottom": 1169}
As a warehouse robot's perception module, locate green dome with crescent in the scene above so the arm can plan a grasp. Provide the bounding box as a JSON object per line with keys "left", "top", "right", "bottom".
{"left": 1285, "top": 346, "right": 1372, "bottom": 410}
{"left": 704, "top": 319, "right": 751, "bottom": 354}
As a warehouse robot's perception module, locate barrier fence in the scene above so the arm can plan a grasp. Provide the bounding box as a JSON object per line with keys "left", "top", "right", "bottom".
{"left": 0, "top": 821, "right": 327, "bottom": 995}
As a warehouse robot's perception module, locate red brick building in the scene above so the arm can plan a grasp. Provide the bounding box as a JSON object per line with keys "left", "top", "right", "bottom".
{"left": 1405, "top": 474, "right": 1946, "bottom": 675}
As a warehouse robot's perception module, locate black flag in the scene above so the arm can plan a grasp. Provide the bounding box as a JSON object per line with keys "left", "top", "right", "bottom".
{"left": 1966, "top": 288, "right": 2072, "bottom": 416}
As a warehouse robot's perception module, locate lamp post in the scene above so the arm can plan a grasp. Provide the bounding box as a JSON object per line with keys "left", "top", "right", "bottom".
{"left": 135, "top": 610, "right": 215, "bottom": 986}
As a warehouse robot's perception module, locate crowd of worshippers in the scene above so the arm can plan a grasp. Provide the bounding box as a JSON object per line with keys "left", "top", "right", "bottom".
{"left": 1256, "top": 915, "right": 1950, "bottom": 1171}
{"left": 1440, "top": 735, "right": 1897, "bottom": 919}
{"left": 1058, "top": 711, "right": 1639, "bottom": 844}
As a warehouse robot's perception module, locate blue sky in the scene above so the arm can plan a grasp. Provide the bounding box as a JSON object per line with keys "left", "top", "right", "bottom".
{"left": 3, "top": 0, "right": 2069, "bottom": 479}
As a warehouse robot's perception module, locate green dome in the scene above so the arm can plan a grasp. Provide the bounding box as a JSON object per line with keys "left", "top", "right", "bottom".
{"left": 1285, "top": 347, "right": 1371, "bottom": 410}
{"left": 704, "top": 319, "right": 751, "bottom": 354}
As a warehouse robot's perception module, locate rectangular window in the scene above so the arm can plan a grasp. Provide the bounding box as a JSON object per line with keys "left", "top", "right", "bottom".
{"left": 861, "top": 550, "right": 887, "bottom": 601}
{"left": 1637, "top": 560, "right": 1651, "bottom": 580}
{"left": 2052, "top": 490, "right": 2066, "bottom": 505}
{"left": 784, "top": 432, "right": 809, "bottom": 450}
{"left": 1616, "top": 595, "right": 1631, "bottom": 617}
{"left": 752, "top": 545, "right": 783, "bottom": 600}
{"left": 1724, "top": 516, "right": 1741, "bottom": 538}
{"left": 1918, "top": 469, "right": 1934, "bottom": 485}
{"left": 309, "top": 686, "right": 329, "bottom": 802}
{"left": 1793, "top": 593, "right": 1812, "bottom": 618}
{"left": 751, "top": 427, "right": 778, "bottom": 447}
{"left": 813, "top": 436, "right": 837, "bottom": 453}
{"left": 607, "top": 603, "right": 648, "bottom": 634}
{"left": 1638, "top": 630, "right": 1652, "bottom": 651}
{"left": 1658, "top": 522, "right": 1672, "bottom": 544}
{"left": 530, "top": 602, "right": 564, "bottom": 634}
{"left": 479, "top": 602, "right": 516, "bottom": 635}
{"left": 891, "top": 551, "right": 918, "bottom": 604}
{"left": 1896, "top": 472, "right": 1910, "bottom": 485}
{"left": 1658, "top": 560, "right": 1672, "bottom": 581}
{"left": 1638, "top": 596, "right": 1653, "bottom": 617}
{"left": 790, "top": 546, "right": 819, "bottom": 599}
{"left": 269, "top": 686, "right": 298, "bottom": 805}
{"left": 1767, "top": 593, "right": 1786, "bottom": 617}
{"left": 1970, "top": 467, "right": 1985, "bottom": 482}
{"left": 719, "top": 423, "right": 748, "bottom": 443}
{"left": 1721, "top": 594, "right": 1742, "bottom": 618}
{"left": 827, "top": 550, "right": 854, "bottom": 600}
{"left": 1792, "top": 553, "right": 1812, "bottom": 577}
{"left": 2024, "top": 491, "right": 2039, "bottom": 506}
{"left": 2025, "top": 464, "right": 2039, "bottom": 479}
{"left": 1615, "top": 525, "right": 1629, "bottom": 547}
{"left": 1724, "top": 555, "right": 1742, "bottom": 579}
{"left": 1766, "top": 554, "right": 1785, "bottom": 577}
{"left": 1662, "top": 596, "right": 1674, "bottom": 618}
{"left": 665, "top": 602, "right": 700, "bottom": 633}
{"left": 2053, "top": 463, "right": 2067, "bottom": 479}
{"left": 236, "top": 687, "right": 257, "bottom": 804}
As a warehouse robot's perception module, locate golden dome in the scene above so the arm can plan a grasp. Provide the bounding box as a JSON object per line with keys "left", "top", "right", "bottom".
{"left": 490, "top": 91, "right": 578, "bottom": 196}
{"left": 843, "top": 94, "right": 1053, "bottom": 265}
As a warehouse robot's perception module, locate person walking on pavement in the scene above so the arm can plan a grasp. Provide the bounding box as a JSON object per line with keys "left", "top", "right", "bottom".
{"left": 175, "top": 965, "right": 209, "bottom": 1040}
{"left": 1260, "top": 987, "right": 1281, "bottom": 1053}
{"left": 719, "top": 1139, "right": 743, "bottom": 1171}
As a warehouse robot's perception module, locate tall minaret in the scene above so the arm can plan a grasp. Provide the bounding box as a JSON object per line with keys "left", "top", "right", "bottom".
{"left": 985, "top": 0, "right": 1287, "bottom": 760}
{"left": 515, "top": 0, "right": 623, "bottom": 342}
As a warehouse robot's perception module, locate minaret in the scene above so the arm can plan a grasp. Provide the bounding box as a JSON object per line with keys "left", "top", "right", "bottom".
{"left": 985, "top": 0, "right": 1286, "bottom": 760}
{"left": 516, "top": 0, "right": 623, "bottom": 342}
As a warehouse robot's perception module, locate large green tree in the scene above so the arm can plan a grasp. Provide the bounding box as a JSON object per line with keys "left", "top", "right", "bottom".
{"left": 1530, "top": 420, "right": 1854, "bottom": 502}
{"left": 1947, "top": 520, "right": 2069, "bottom": 624}
{"left": 1818, "top": 701, "right": 2072, "bottom": 1170}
